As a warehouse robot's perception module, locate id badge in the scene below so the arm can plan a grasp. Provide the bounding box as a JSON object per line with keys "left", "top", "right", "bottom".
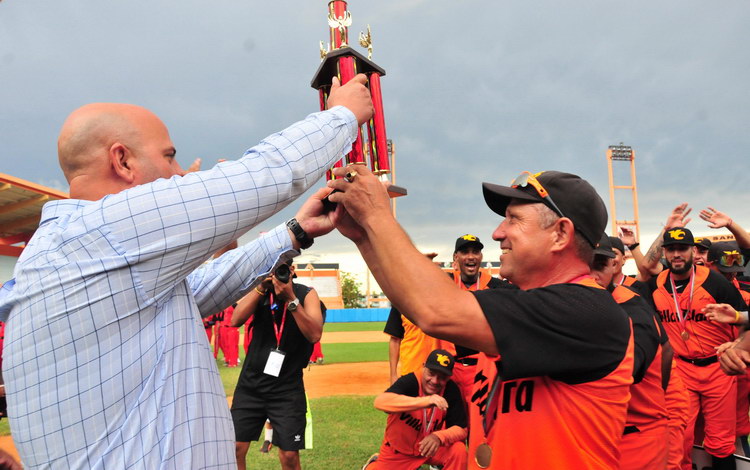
{"left": 263, "top": 349, "right": 286, "bottom": 377}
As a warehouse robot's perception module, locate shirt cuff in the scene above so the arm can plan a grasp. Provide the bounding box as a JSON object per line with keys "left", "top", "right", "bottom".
{"left": 327, "top": 105, "right": 358, "bottom": 140}
{"left": 249, "top": 223, "right": 300, "bottom": 289}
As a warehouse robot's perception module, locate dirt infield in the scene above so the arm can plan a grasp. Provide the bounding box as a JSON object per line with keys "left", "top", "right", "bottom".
{"left": 320, "top": 330, "right": 388, "bottom": 344}
{"left": 0, "top": 361, "right": 389, "bottom": 461}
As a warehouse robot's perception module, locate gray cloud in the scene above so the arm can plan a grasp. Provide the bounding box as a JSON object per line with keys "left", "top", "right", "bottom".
{"left": 1, "top": 0, "right": 748, "bottom": 264}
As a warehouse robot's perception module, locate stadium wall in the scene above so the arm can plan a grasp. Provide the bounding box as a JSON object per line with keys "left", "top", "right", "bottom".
{"left": 327, "top": 308, "right": 389, "bottom": 323}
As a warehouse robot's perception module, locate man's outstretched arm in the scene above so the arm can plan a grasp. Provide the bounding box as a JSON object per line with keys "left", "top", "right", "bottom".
{"left": 327, "top": 165, "right": 497, "bottom": 355}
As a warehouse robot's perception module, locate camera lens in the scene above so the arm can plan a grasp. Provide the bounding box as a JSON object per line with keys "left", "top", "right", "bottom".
{"left": 275, "top": 264, "right": 291, "bottom": 283}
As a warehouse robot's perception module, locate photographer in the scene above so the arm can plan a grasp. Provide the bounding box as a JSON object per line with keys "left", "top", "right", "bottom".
{"left": 230, "top": 261, "right": 325, "bottom": 470}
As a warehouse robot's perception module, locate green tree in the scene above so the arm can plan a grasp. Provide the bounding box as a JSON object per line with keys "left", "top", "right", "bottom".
{"left": 340, "top": 271, "right": 365, "bottom": 308}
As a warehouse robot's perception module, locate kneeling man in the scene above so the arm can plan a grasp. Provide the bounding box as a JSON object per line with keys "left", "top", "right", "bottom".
{"left": 366, "top": 349, "right": 467, "bottom": 470}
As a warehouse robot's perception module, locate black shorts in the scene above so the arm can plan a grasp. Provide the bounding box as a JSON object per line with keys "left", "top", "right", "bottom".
{"left": 231, "top": 387, "right": 307, "bottom": 451}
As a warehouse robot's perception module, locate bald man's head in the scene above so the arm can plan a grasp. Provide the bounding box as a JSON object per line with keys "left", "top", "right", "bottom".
{"left": 58, "top": 103, "right": 160, "bottom": 181}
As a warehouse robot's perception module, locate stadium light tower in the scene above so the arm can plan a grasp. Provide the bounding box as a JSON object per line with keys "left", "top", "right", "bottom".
{"left": 606, "top": 143, "right": 641, "bottom": 243}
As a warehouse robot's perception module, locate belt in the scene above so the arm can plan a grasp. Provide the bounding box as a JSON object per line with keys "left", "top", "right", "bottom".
{"left": 456, "top": 358, "right": 478, "bottom": 366}
{"left": 677, "top": 355, "right": 718, "bottom": 367}
{"left": 623, "top": 425, "right": 640, "bottom": 435}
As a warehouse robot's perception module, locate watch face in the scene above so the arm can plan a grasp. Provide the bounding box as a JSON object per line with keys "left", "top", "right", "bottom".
{"left": 288, "top": 299, "right": 299, "bottom": 311}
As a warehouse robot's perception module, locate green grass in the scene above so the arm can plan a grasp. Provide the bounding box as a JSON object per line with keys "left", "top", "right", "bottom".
{"left": 320, "top": 342, "right": 388, "bottom": 364}
{"left": 244, "top": 395, "right": 385, "bottom": 470}
{"left": 324, "top": 321, "right": 385, "bottom": 332}
{"left": 0, "top": 418, "right": 8, "bottom": 436}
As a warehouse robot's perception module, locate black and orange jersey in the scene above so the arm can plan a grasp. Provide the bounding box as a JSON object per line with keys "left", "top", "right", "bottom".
{"left": 467, "top": 277, "right": 634, "bottom": 469}
{"left": 612, "top": 285, "right": 667, "bottom": 428}
{"left": 445, "top": 271, "right": 511, "bottom": 359}
{"left": 384, "top": 308, "right": 440, "bottom": 377}
{"left": 379, "top": 372, "right": 467, "bottom": 456}
{"left": 732, "top": 278, "right": 750, "bottom": 304}
{"left": 649, "top": 266, "right": 746, "bottom": 358}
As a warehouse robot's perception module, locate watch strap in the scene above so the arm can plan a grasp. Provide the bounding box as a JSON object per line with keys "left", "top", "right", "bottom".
{"left": 286, "top": 218, "right": 314, "bottom": 249}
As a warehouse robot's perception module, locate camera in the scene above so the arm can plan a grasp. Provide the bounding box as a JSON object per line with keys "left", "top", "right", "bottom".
{"left": 274, "top": 263, "right": 291, "bottom": 284}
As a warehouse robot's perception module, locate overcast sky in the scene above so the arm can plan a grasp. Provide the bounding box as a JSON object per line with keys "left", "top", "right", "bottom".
{"left": 2, "top": 1, "right": 749, "bottom": 280}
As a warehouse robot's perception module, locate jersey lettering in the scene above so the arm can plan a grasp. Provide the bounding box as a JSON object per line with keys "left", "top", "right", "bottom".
{"left": 397, "top": 412, "right": 446, "bottom": 433}
{"left": 658, "top": 309, "right": 707, "bottom": 323}
{"left": 500, "top": 379, "right": 534, "bottom": 414}
{"left": 399, "top": 412, "right": 423, "bottom": 432}
{"left": 471, "top": 370, "right": 491, "bottom": 415}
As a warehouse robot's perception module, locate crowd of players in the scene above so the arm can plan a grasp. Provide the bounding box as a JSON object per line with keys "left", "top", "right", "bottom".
{"left": 0, "top": 73, "right": 749, "bottom": 470}
{"left": 366, "top": 199, "right": 750, "bottom": 470}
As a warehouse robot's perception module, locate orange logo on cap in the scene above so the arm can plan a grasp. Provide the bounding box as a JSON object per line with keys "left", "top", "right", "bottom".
{"left": 668, "top": 229, "right": 686, "bottom": 240}
{"left": 436, "top": 353, "right": 450, "bottom": 367}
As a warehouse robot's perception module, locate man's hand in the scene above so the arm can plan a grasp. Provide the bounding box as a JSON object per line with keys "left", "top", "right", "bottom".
{"left": 665, "top": 203, "right": 692, "bottom": 229}
{"left": 427, "top": 394, "right": 449, "bottom": 412}
{"left": 327, "top": 74, "right": 374, "bottom": 126}
{"left": 619, "top": 227, "right": 636, "bottom": 246}
{"left": 719, "top": 343, "right": 750, "bottom": 376}
{"left": 704, "top": 303, "right": 741, "bottom": 323}
{"left": 418, "top": 433, "right": 442, "bottom": 458}
{"left": 700, "top": 206, "right": 732, "bottom": 229}
{"left": 295, "top": 187, "right": 340, "bottom": 240}
{"left": 0, "top": 448, "right": 21, "bottom": 470}
{"left": 327, "top": 165, "right": 392, "bottom": 244}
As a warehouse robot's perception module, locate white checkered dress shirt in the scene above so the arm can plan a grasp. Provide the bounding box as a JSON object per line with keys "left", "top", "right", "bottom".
{"left": 0, "top": 106, "right": 356, "bottom": 469}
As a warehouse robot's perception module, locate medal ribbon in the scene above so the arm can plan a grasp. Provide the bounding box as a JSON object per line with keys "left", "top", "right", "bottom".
{"left": 268, "top": 292, "right": 288, "bottom": 348}
{"left": 422, "top": 406, "right": 437, "bottom": 436}
{"left": 668, "top": 267, "right": 695, "bottom": 336}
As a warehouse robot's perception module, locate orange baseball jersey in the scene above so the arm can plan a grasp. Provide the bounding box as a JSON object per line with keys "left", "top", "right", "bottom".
{"left": 617, "top": 274, "right": 638, "bottom": 287}
{"left": 612, "top": 286, "right": 668, "bottom": 469}
{"left": 467, "top": 277, "right": 634, "bottom": 469}
{"left": 650, "top": 266, "right": 746, "bottom": 358}
{"left": 384, "top": 309, "right": 440, "bottom": 377}
{"left": 378, "top": 372, "right": 467, "bottom": 456}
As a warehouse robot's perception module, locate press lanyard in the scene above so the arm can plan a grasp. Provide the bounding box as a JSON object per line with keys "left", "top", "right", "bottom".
{"left": 669, "top": 268, "right": 695, "bottom": 328}
{"left": 268, "top": 292, "right": 288, "bottom": 348}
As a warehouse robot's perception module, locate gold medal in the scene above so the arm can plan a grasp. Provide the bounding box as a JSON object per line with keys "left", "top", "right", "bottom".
{"left": 475, "top": 443, "right": 493, "bottom": 468}
{"left": 681, "top": 330, "right": 689, "bottom": 341}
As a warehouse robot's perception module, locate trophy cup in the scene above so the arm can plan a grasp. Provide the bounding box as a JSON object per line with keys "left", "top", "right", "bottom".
{"left": 311, "top": 0, "right": 407, "bottom": 198}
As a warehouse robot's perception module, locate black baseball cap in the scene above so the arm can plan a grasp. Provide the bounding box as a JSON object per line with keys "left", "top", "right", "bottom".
{"left": 662, "top": 227, "right": 694, "bottom": 247}
{"left": 424, "top": 349, "right": 455, "bottom": 376}
{"left": 609, "top": 236, "right": 625, "bottom": 255}
{"left": 694, "top": 237, "right": 712, "bottom": 250}
{"left": 482, "top": 171, "right": 607, "bottom": 248}
{"left": 455, "top": 234, "right": 484, "bottom": 252}
{"left": 709, "top": 241, "right": 746, "bottom": 273}
{"left": 594, "top": 234, "right": 616, "bottom": 259}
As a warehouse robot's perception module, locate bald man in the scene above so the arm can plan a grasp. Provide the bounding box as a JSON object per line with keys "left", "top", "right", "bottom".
{"left": 0, "top": 75, "right": 372, "bottom": 468}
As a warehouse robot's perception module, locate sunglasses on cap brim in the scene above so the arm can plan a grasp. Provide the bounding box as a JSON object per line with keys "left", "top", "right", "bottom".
{"left": 511, "top": 171, "right": 566, "bottom": 219}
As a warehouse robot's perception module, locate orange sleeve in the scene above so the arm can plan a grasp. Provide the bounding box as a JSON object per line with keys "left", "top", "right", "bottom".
{"left": 374, "top": 392, "right": 432, "bottom": 413}
{"left": 433, "top": 425, "right": 468, "bottom": 444}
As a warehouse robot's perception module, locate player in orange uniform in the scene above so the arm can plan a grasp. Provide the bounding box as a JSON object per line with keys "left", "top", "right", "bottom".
{"left": 328, "top": 168, "right": 634, "bottom": 469}
{"left": 443, "top": 234, "right": 507, "bottom": 405}
{"left": 647, "top": 227, "right": 747, "bottom": 469}
{"left": 364, "top": 349, "right": 467, "bottom": 470}
{"left": 592, "top": 234, "right": 668, "bottom": 469}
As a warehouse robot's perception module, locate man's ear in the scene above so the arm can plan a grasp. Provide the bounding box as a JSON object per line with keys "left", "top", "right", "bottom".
{"left": 109, "top": 142, "right": 136, "bottom": 184}
{"left": 550, "top": 218, "right": 576, "bottom": 253}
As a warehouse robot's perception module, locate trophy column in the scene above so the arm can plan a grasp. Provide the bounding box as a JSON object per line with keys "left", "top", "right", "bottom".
{"left": 311, "top": 0, "right": 406, "bottom": 198}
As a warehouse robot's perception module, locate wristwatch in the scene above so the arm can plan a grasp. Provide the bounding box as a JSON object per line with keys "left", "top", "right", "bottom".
{"left": 287, "top": 298, "right": 300, "bottom": 312}
{"left": 286, "top": 218, "right": 314, "bottom": 250}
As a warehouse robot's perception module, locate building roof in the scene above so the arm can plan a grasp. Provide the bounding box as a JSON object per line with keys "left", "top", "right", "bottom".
{"left": 0, "top": 172, "right": 68, "bottom": 257}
